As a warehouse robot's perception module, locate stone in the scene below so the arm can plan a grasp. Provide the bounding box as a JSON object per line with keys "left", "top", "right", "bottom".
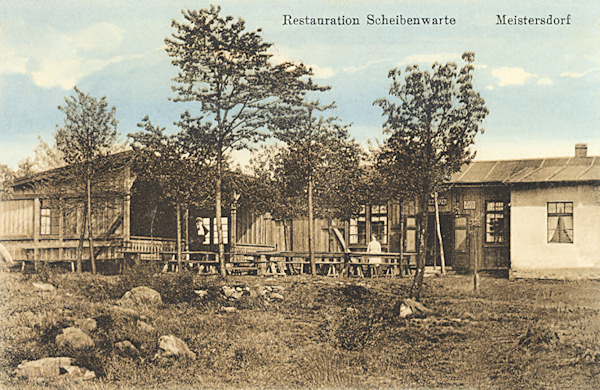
{"left": 120, "top": 286, "right": 162, "bottom": 306}
{"left": 403, "top": 298, "right": 433, "bottom": 316}
{"left": 16, "top": 357, "right": 95, "bottom": 380}
{"left": 79, "top": 318, "right": 97, "bottom": 333}
{"left": 398, "top": 304, "right": 413, "bottom": 318}
{"left": 222, "top": 286, "right": 236, "bottom": 298}
{"left": 270, "top": 292, "right": 284, "bottom": 300}
{"left": 109, "top": 305, "right": 139, "bottom": 318}
{"left": 56, "top": 327, "right": 94, "bottom": 350}
{"left": 230, "top": 291, "right": 244, "bottom": 300}
{"left": 194, "top": 289, "right": 208, "bottom": 298}
{"left": 137, "top": 320, "right": 156, "bottom": 333}
{"left": 32, "top": 282, "right": 56, "bottom": 292}
{"left": 155, "top": 335, "right": 196, "bottom": 360}
{"left": 221, "top": 306, "right": 238, "bottom": 313}
{"left": 115, "top": 340, "right": 140, "bottom": 358}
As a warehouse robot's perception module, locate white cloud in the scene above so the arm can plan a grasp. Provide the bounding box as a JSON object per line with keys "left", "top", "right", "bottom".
{"left": 560, "top": 68, "right": 600, "bottom": 78}
{"left": 342, "top": 58, "right": 391, "bottom": 74}
{"left": 1, "top": 22, "right": 129, "bottom": 89}
{"left": 0, "top": 51, "right": 28, "bottom": 74}
{"left": 485, "top": 85, "right": 494, "bottom": 90}
{"left": 270, "top": 46, "right": 335, "bottom": 79}
{"left": 397, "top": 53, "right": 460, "bottom": 67}
{"left": 537, "top": 77, "right": 552, "bottom": 86}
{"left": 309, "top": 64, "right": 335, "bottom": 79}
{"left": 491, "top": 67, "right": 535, "bottom": 86}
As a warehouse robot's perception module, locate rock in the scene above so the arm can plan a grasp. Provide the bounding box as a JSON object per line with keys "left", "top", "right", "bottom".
{"left": 120, "top": 286, "right": 162, "bottom": 306}
{"left": 346, "top": 307, "right": 359, "bottom": 314}
{"left": 56, "top": 327, "right": 95, "bottom": 350}
{"left": 271, "top": 285, "right": 285, "bottom": 293}
{"left": 155, "top": 335, "right": 196, "bottom": 359}
{"left": 16, "top": 357, "right": 95, "bottom": 380}
{"left": 230, "top": 291, "right": 244, "bottom": 300}
{"left": 137, "top": 320, "right": 156, "bottom": 333}
{"left": 235, "top": 286, "right": 243, "bottom": 292}
{"left": 194, "top": 289, "right": 208, "bottom": 298}
{"left": 109, "top": 305, "right": 139, "bottom": 318}
{"left": 79, "top": 318, "right": 97, "bottom": 333}
{"left": 248, "top": 287, "right": 259, "bottom": 298}
{"left": 403, "top": 298, "right": 433, "bottom": 316}
{"left": 221, "top": 306, "right": 238, "bottom": 313}
{"left": 270, "top": 292, "right": 284, "bottom": 300}
{"left": 399, "top": 304, "right": 414, "bottom": 318}
{"left": 32, "top": 282, "right": 56, "bottom": 292}
{"left": 222, "top": 286, "right": 236, "bottom": 298}
{"left": 115, "top": 340, "right": 140, "bottom": 358}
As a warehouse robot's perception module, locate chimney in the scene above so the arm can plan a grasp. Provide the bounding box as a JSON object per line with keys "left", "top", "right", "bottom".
{"left": 575, "top": 143, "right": 588, "bottom": 158}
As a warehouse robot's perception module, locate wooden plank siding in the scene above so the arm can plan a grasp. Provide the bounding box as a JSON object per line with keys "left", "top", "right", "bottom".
{"left": 449, "top": 185, "right": 511, "bottom": 272}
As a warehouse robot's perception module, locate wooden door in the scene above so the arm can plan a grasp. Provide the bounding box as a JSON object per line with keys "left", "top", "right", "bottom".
{"left": 453, "top": 215, "right": 470, "bottom": 271}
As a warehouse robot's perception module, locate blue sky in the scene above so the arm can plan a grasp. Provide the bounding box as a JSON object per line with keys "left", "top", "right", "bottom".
{"left": 1, "top": 0, "right": 599, "bottom": 168}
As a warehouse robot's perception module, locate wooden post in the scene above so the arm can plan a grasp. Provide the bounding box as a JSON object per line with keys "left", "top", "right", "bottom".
{"left": 184, "top": 206, "right": 189, "bottom": 263}
{"left": 33, "top": 197, "right": 40, "bottom": 268}
{"left": 176, "top": 202, "right": 182, "bottom": 272}
{"left": 434, "top": 192, "right": 446, "bottom": 275}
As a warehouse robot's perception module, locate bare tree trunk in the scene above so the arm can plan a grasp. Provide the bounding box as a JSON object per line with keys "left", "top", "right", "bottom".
{"left": 76, "top": 204, "right": 87, "bottom": 273}
{"left": 410, "top": 191, "right": 429, "bottom": 300}
{"left": 216, "top": 149, "right": 226, "bottom": 277}
{"left": 308, "top": 174, "right": 316, "bottom": 275}
{"left": 434, "top": 192, "right": 446, "bottom": 275}
{"left": 176, "top": 202, "right": 182, "bottom": 272}
{"left": 87, "top": 174, "right": 96, "bottom": 274}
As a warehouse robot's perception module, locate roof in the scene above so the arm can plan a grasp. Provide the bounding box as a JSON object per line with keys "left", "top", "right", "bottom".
{"left": 450, "top": 156, "right": 600, "bottom": 185}
{"left": 10, "top": 151, "right": 132, "bottom": 187}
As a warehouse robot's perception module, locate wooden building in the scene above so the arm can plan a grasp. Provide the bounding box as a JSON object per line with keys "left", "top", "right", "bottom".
{"left": 444, "top": 143, "right": 600, "bottom": 278}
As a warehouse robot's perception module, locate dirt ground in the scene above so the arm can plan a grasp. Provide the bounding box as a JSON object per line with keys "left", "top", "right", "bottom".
{"left": 0, "top": 267, "right": 599, "bottom": 389}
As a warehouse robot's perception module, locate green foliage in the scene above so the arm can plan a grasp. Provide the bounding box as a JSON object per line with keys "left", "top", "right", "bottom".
{"left": 375, "top": 52, "right": 489, "bottom": 299}
{"left": 375, "top": 52, "right": 488, "bottom": 197}
{"left": 165, "top": 6, "right": 319, "bottom": 270}
{"left": 55, "top": 87, "right": 118, "bottom": 167}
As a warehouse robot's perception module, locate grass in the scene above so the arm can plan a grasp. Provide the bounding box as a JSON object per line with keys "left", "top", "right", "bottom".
{"left": 1, "top": 266, "right": 599, "bottom": 389}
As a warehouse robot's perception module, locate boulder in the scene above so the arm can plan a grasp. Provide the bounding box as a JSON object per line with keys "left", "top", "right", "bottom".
{"left": 120, "top": 286, "right": 162, "bottom": 306}
{"left": 32, "top": 282, "right": 56, "bottom": 292}
{"left": 16, "top": 357, "right": 95, "bottom": 380}
{"left": 56, "top": 327, "right": 95, "bottom": 350}
{"left": 109, "top": 305, "right": 139, "bottom": 318}
{"left": 155, "top": 335, "right": 196, "bottom": 359}
{"left": 403, "top": 298, "right": 433, "bottom": 317}
{"left": 137, "top": 320, "right": 156, "bottom": 333}
{"left": 194, "top": 289, "right": 208, "bottom": 299}
{"left": 79, "top": 318, "right": 97, "bottom": 333}
{"left": 221, "top": 306, "right": 238, "bottom": 313}
{"left": 115, "top": 340, "right": 140, "bottom": 358}
{"left": 270, "top": 292, "right": 284, "bottom": 300}
{"left": 398, "top": 304, "right": 413, "bottom": 318}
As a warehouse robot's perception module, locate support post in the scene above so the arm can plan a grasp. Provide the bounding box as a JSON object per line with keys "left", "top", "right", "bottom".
{"left": 434, "top": 192, "right": 446, "bottom": 275}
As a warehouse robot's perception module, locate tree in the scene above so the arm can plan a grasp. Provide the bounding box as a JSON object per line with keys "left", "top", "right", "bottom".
{"left": 269, "top": 100, "right": 364, "bottom": 274}
{"left": 55, "top": 87, "right": 118, "bottom": 274}
{"left": 165, "top": 6, "right": 313, "bottom": 276}
{"left": 129, "top": 116, "right": 214, "bottom": 271}
{"left": 374, "top": 52, "right": 488, "bottom": 299}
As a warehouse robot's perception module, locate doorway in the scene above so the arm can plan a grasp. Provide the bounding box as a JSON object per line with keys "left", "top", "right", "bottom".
{"left": 426, "top": 214, "right": 454, "bottom": 267}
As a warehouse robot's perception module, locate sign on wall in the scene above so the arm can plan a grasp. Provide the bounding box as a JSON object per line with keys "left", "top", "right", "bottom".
{"left": 464, "top": 200, "right": 476, "bottom": 210}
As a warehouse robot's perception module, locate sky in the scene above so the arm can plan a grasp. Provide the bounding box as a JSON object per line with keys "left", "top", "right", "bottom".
{"left": 1, "top": 0, "right": 599, "bottom": 169}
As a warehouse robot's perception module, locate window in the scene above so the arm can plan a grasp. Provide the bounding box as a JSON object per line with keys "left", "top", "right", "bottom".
{"left": 547, "top": 202, "right": 573, "bottom": 243}
{"left": 349, "top": 206, "right": 367, "bottom": 245}
{"left": 202, "top": 217, "right": 229, "bottom": 245}
{"left": 403, "top": 201, "right": 417, "bottom": 253}
{"left": 40, "top": 200, "right": 59, "bottom": 235}
{"left": 404, "top": 216, "right": 417, "bottom": 253}
{"left": 485, "top": 201, "right": 506, "bottom": 243}
{"left": 371, "top": 205, "right": 388, "bottom": 244}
